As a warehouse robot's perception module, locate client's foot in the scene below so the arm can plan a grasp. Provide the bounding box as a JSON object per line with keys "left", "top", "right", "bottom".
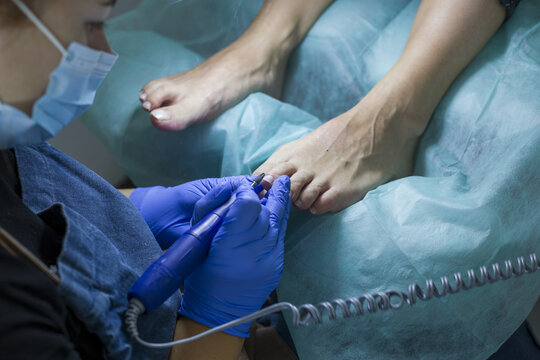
{"left": 139, "top": 34, "right": 288, "bottom": 131}
{"left": 254, "top": 78, "right": 428, "bottom": 214}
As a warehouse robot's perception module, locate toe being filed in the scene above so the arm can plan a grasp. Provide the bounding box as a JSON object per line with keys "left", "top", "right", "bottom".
{"left": 252, "top": 165, "right": 275, "bottom": 190}
{"left": 261, "top": 175, "right": 275, "bottom": 191}
{"left": 261, "top": 162, "right": 298, "bottom": 191}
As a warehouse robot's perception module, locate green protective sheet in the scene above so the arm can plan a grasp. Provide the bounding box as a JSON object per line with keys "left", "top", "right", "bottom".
{"left": 81, "top": 0, "right": 540, "bottom": 358}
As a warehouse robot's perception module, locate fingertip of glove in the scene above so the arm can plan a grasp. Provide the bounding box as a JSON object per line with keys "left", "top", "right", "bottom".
{"left": 272, "top": 175, "right": 291, "bottom": 193}
{"left": 217, "top": 182, "right": 234, "bottom": 199}
{"left": 279, "top": 175, "right": 291, "bottom": 190}
{"left": 236, "top": 182, "right": 259, "bottom": 197}
{"left": 235, "top": 183, "right": 262, "bottom": 208}
{"left": 231, "top": 175, "right": 245, "bottom": 187}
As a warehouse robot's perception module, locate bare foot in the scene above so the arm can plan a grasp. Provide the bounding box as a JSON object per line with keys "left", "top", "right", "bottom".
{"left": 254, "top": 79, "right": 428, "bottom": 215}
{"left": 139, "top": 33, "right": 288, "bottom": 131}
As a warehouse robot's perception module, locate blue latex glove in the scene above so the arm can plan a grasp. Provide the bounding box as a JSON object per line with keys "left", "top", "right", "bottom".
{"left": 180, "top": 175, "right": 291, "bottom": 337}
{"left": 130, "top": 176, "right": 261, "bottom": 249}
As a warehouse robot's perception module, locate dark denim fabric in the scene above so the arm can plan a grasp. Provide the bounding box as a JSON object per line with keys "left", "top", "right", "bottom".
{"left": 15, "top": 143, "right": 181, "bottom": 360}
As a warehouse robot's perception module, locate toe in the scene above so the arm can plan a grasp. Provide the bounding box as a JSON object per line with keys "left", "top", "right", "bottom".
{"left": 262, "top": 162, "right": 297, "bottom": 190}
{"left": 150, "top": 108, "right": 174, "bottom": 129}
{"left": 150, "top": 103, "right": 189, "bottom": 131}
{"left": 261, "top": 174, "right": 275, "bottom": 191}
{"left": 140, "top": 79, "right": 162, "bottom": 105}
{"left": 289, "top": 171, "right": 313, "bottom": 202}
{"left": 255, "top": 159, "right": 296, "bottom": 190}
{"left": 309, "top": 188, "right": 339, "bottom": 215}
{"left": 138, "top": 89, "right": 147, "bottom": 103}
{"left": 150, "top": 93, "right": 214, "bottom": 132}
{"left": 142, "top": 78, "right": 167, "bottom": 97}
{"left": 295, "top": 181, "right": 328, "bottom": 210}
{"left": 143, "top": 84, "right": 180, "bottom": 112}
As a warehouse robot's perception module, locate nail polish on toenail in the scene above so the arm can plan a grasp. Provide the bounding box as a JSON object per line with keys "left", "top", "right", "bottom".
{"left": 139, "top": 91, "right": 147, "bottom": 101}
{"left": 309, "top": 208, "right": 317, "bottom": 215}
{"left": 142, "top": 101, "right": 152, "bottom": 110}
{"left": 263, "top": 175, "right": 274, "bottom": 185}
{"left": 295, "top": 200, "right": 303, "bottom": 208}
{"left": 151, "top": 109, "right": 171, "bottom": 121}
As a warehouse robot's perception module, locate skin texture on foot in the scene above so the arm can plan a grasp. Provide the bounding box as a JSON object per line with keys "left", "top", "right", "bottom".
{"left": 137, "top": 0, "right": 505, "bottom": 215}
{"left": 254, "top": 76, "right": 423, "bottom": 215}
{"left": 138, "top": 0, "right": 335, "bottom": 131}
{"left": 139, "top": 35, "right": 287, "bottom": 131}
{"left": 254, "top": 0, "right": 505, "bottom": 215}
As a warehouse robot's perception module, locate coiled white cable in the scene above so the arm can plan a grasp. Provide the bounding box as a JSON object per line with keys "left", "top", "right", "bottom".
{"left": 125, "top": 253, "right": 539, "bottom": 348}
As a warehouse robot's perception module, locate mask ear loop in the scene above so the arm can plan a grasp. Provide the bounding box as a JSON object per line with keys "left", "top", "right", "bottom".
{"left": 10, "top": 0, "right": 67, "bottom": 56}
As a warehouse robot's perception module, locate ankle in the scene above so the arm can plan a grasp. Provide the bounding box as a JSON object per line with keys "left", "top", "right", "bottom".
{"left": 226, "top": 33, "right": 289, "bottom": 88}
{"left": 240, "top": 15, "right": 299, "bottom": 61}
{"left": 366, "top": 68, "right": 434, "bottom": 137}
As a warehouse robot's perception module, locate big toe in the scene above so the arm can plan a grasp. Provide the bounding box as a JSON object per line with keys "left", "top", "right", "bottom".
{"left": 150, "top": 98, "right": 212, "bottom": 131}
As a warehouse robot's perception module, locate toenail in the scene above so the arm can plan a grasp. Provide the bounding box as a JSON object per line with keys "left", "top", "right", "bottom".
{"left": 309, "top": 207, "right": 317, "bottom": 215}
{"left": 139, "top": 91, "right": 147, "bottom": 100}
{"left": 142, "top": 101, "right": 152, "bottom": 110}
{"left": 295, "top": 200, "right": 303, "bottom": 207}
{"left": 263, "top": 175, "right": 274, "bottom": 185}
{"left": 151, "top": 109, "right": 171, "bottom": 121}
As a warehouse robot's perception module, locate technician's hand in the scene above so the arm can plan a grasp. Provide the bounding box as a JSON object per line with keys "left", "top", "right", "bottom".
{"left": 130, "top": 176, "right": 248, "bottom": 249}
{"left": 180, "top": 175, "right": 291, "bottom": 337}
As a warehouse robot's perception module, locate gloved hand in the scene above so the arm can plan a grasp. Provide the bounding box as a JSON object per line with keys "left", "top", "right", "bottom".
{"left": 130, "top": 176, "right": 260, "bottom": 249}
{"left": 180, "top": 175, "right": 291, "bottom": 337}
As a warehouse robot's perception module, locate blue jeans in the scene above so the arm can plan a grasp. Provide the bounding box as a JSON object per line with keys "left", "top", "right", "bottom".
{"left": 15, "top": 143, "right": 181, "bottom": 360}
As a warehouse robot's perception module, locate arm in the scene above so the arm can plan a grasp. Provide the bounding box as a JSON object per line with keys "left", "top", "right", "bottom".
{"left": 167, "top": 177, "right": 290, "bottom": 359}
{"left": 169, "top": 319, "right": 244, "bottom": 360}
{"left": 118, "top": 188, "right": 134, "bottom": 198}
{"left": 128, "top": 176, "right": 291, "bottom": 359}
{"left": 123, "top": 179, "right": 243, "bottom": 359}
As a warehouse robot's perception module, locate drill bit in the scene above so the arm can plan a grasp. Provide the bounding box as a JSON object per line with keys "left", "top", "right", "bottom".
{"left": 251, "top": 173, "right": 265, "bottom": 187}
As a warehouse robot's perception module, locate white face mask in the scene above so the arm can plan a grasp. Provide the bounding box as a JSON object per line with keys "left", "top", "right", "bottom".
{"left": 0, "top": 0, "right": 118, "bottom": 149}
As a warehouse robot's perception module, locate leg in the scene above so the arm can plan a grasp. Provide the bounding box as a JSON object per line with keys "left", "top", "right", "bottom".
{"left": 139, "top": 0, "right": 334, "bottom": 131}
{"left": 255, "top": 0, "right": 506, "bottom": 214}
